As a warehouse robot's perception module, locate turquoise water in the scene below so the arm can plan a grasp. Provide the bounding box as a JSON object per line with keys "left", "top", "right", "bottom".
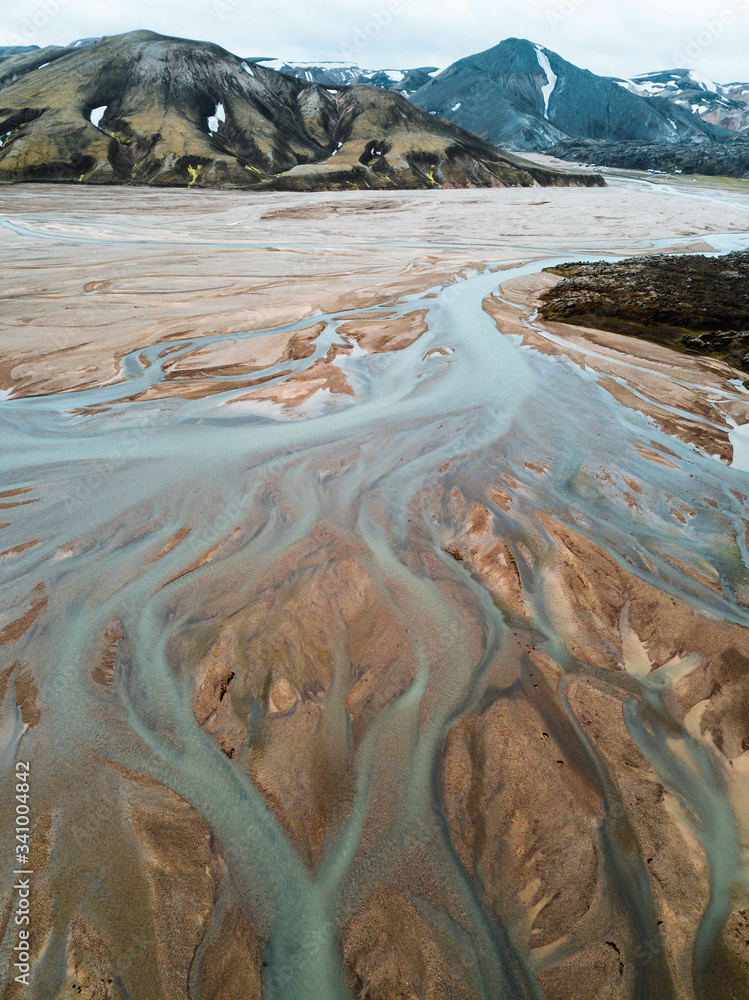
{"left": 2, "top": 230, "right": 749, "bottom": 997}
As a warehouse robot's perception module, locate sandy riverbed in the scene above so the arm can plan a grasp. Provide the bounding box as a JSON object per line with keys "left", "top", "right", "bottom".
{"left": 2, "top": 178, "right": 749, "bottom": 1000}
{"left": 1, "top": 180, "right": 747, "bottom": 399}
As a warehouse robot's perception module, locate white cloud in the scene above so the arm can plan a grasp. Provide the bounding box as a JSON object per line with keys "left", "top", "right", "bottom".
{"left": 0, "top": 0, "right": 747, "bottom": 82}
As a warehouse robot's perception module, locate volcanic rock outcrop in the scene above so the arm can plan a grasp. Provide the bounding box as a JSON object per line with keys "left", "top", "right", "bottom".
{"left": 540, "top": 250, "right": 749, "bottom": 372}
{"left": 548, "top": 137, "right": 749, "bottom": 178}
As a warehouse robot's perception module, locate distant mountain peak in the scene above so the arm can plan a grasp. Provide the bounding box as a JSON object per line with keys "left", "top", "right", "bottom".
{"left": 252, "top": 57, "right": 440, "bottom": 95}
{"left": 410, "top": 36, "right": 732, "bottom": 151}
{"left": 616, "top": 68, "right": 749, "bottom": 133}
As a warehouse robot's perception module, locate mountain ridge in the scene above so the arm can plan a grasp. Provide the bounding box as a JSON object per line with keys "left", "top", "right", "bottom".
{"left": 0, "top": 30, "right": 603, "bottom": 190}
{"left": 253, "top": 59, "right": 439, "bottom": 96}
{"left": 614, "top": 69, "right": 749, "bottom": 135}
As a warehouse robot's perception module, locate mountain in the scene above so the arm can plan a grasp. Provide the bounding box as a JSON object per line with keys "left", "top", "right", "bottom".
{"left": 615, "top": 69, "right": 749, "bottom": 135}
{"left": 0, "top": 30, "right": 603, "bottom": 190}
{"left": 66, "top": 37, "right": 103, "bottom": 49}
{"left": 0, "top": 45, "right": 71, "bottom": 87}
{"left": 409, "top": 38, "right": 729, "bottom": 151}
{"left": 361, "top": 67, "right": 438, "bottom": 96}
{"left": 0, "top": 45, "right": 40, "bottom": 57}
{"left": 0, "top": 38, "right": 102, "bottom": 61}
{"left": 255, "top": 60, "right": 439, "bottom": 96}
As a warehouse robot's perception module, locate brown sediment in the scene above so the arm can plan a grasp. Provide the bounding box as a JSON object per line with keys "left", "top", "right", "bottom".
{"left": 0, "top": 540, "right": 39, "bottom": 558}
{"left": 14, "top": 669, "right": 41, "bottom": 728}
{"left": 599, "top": 375, "right": 732, "bottom": 463}
{"left": 198, "top": 904, "right": 264, "bottom": 1000}
{"left": 154, "top": 526, "right": 191, "bottom": 561}
{"left": 0, "top": 583, "right": 47, "bottom": 646}
{"left": 127, "top": 777, "right": 226, "bottom": 997}
{"left": 343, "top": 887, "right": 482, "bottom": 1000}
{"left": 114, "top": 323, "right": 327, "bottom": 403}
{"left": 635, "top": 446, "right": 680, "bottom": 469}
{"left": 123, "top": 368, "right": 294, "bottom": 403}
{"left": 57, "top": 756, "right": 256, "bottom": 988}
{"left": 657, "top": 551, "right": 724, "bottom": 596}
{"left": 164, "top": 526, "right": 242, "bottom": 586}
{"left": 239, "top": 355, "right": 354, "bottom": 409}
{"left": 0, "top": 488, "right": 35, "bottom": 500}
{"left": 12, "top": 811, "right": 53, "bottom": 992}
{"left": 692, "top": 648, "right": 749, "bottom": 759}
{"left": 437, "top": 489, "right": 749, "bottom": 995}
{"left": 158, "top": 342, "right": 190, "bottom": 358}
{"left": 193, "top": 629, "right": 237, "bottom": 727}
{"left": 549, "top": 676, "right": 709, "bottom": 999}
{"left": 165, "top": 323, "right": 324, "bottom": 377}
{"left": 36, "top": 762, "right": 244, "bottom": 1000}
{"left": 441, "top": 666, "right": 607, "bottom": 954}
{"left": 524, "top": 461, "right": 549, "bottom": 475}
{"left": 337, "top": 310, "right": 429, "bottom": 353}
{"left": 443, "top": 505, "right": 524, "bottom": 616}
{"left": 0, "top": 498, "right": 39, "bottom": 510}
{"left": 485, "top": 274, "right": 745, "bottom": 463}
{"left": 92, "top": 621, "right": 127, "bottom": 687}
{"left": 183, "top": 528, "right": 417, "bottom": 867}
{"left": 0, "top": 663, "right": 16, "bottom": 707}
{"left": 490, "top": 485, "right": 513, "bottom": 511}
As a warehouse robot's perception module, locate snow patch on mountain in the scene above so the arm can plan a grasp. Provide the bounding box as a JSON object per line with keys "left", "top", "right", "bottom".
{"left": 267, "top": 60, "right": 359, "bottom": 70}
{"left": 689, "top": 70, "right": 718, "bottom": 93}
{"left": 90, "top": 105, "right": 107, "bottom": 128}
{"left": 208, "top": 102, "right": 226, "bottom": 135}
{"left": 630, "top": 79, "right": 665, "bottom": 96}
{"left": 534, "top": 45, "right": 557, "bottom": 119}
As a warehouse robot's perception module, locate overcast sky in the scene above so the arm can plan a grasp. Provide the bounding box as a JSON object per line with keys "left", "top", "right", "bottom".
{"left": 2, "top": 0, "right": 748, "bottom": 82}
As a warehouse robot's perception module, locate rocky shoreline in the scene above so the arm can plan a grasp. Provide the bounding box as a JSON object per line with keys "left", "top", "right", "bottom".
{"left": 540, "top": 250, "right": 749, "bottom": 374}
